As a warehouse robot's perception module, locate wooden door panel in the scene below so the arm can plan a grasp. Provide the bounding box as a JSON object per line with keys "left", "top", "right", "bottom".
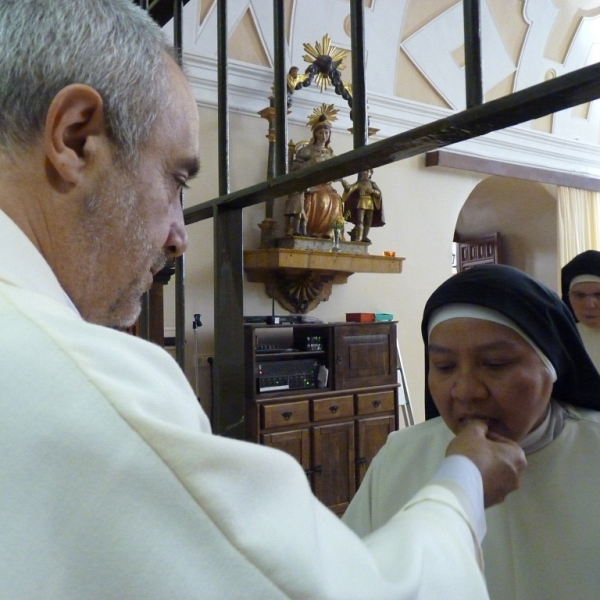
{"left": 334, "top": 324, "right": 397, "bottom": 389}
{"left": 313, "top": 421, "right": 355, "bottom": 515}
{"left": 261, "top": 428, "right": 310, "bottom": 474}
{"left": 355, "top": 415, "right": 395, "bottom": 486}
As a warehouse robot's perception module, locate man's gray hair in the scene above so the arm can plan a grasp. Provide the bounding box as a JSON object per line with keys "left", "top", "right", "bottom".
{"left": 0, "top": 0, "right": 173, "bottom": 161}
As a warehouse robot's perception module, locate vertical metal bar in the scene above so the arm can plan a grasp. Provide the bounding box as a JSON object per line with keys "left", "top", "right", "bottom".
{"left": 217, "top": 0, "right": 230, "bottom": 195}
{"left": 173, "top": 0, "right": 183, "bottom": 64}
{"left": 173, "top": 0, "right": 186, "bottom": 369}
{"left": 463, "top": 0, "right": 483, "bottom": 108}
{"left": 273, "top": 0, "right": 287, "bottom": 178}
{"left": 139, "top": 291, "right": 150, "bottom": 339}
{"left": 212, "top": 0, "right": 245, "bottom": 437}
{"left": 137, "top": 0, "right": 150, "bottom": 340}
{"left": 350, "top": 0, "right": 367, "bottom": 148}
{"left": 212, "top": 206, "right": 245, "bottom": 438}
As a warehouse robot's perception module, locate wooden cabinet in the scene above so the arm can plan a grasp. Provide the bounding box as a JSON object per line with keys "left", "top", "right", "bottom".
{"left": 334, "top": 324, "right": 397, "bottom": 389}
{"left": 245, "top": 322, "right": 399, "bottom": 515}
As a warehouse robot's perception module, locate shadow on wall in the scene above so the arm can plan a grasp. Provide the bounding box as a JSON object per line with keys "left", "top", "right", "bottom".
{"left": 454, "top": 176, "right": 559, "bottom": 291}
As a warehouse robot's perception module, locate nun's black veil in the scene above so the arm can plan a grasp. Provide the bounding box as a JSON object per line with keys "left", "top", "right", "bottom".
{"left": 560, "top": 249, "right": 600, "bottom": 320}
{"left": 422, "top": 264, "right": 600, "bottom": 420}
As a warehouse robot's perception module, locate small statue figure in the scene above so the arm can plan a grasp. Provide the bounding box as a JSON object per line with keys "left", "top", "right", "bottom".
{"left": 289, "top": 103, "right": 344, "bottom": 239}
{"left": 284, "top": 191, "right": 307, "bottom": 237}
{"left": 341, "top": 169, "right": 385, "bottom": 243}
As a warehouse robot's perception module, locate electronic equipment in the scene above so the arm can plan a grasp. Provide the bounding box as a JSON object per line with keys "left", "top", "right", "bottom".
{"left": 255, "top": 345, "right": 295, "bottom": 354}
{"left": 256, "top": 358, "right": 320, "bottom": 392}
{"left": 244, "top": 315, "right": 303, "bottom": 325}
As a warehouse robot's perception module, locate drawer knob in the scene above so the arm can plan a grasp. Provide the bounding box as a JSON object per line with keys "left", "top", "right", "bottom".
{"left": 281, "top": 411, "right": 293, "bottom": 420}
{"left": 372, "top": 399, "right": 381, "bottom": 408}
{"left": 329, "top": 405, "right": 339, "bottom": 414}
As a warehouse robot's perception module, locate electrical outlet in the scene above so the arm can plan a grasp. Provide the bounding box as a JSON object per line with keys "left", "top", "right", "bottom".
{"left": 196, "top": 354, "right": 213, "bottom": 366}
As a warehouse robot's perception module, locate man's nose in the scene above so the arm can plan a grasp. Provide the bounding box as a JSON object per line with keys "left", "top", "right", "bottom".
{"left": 165, "top": 203, "right": 188, "bottom": 258}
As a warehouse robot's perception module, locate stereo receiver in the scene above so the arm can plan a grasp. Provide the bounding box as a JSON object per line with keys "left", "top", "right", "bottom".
{"left": 256, "top": 358, "right": 320, "bottom": 392}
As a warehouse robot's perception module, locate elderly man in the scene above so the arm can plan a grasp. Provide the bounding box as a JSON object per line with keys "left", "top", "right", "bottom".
{"left": 0, "top": 1, "right": 526, "bottom": 598}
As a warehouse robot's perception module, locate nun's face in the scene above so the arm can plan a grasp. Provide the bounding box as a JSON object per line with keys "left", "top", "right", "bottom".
{"left": 428, "top": 318, "right": 554, "bottom": 441}
{"left": 568, "top": 281, "right": 600, "bottom": 329}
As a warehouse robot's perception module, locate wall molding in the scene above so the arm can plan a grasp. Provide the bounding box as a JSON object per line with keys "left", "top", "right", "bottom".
{"left": 185, "top": 53, "right": 600, "bottom": 179}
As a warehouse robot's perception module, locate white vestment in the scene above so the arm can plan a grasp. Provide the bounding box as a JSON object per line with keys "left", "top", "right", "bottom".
{"left": 343, "top": 407, "right": 600, "bottom": 600}
{"left": 577, "top": 322, "right": 600, "bottom": 373}
{"left": 0, "top": 208, "right": 489, "bottom": 600}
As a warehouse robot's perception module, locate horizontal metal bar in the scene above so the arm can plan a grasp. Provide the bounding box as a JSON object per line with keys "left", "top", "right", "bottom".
{"left": 184, "top": 61, "right": 600, "bottom": 225}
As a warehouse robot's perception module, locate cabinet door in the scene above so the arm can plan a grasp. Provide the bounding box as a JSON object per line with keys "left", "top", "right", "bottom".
{"left": 312, "top": 421, "right": 355, "bottom": 516}
{"left": 261, "top": 429, "right": 311, "bottom": 475}
{"left": 355, "top": 415, "right": 395, "bottom": 486}
{"left": 334, "top": 324, "right": 397, "bottom": 389}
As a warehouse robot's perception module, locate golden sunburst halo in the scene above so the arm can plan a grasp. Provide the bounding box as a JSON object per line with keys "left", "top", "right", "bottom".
{"left": 307, "top": 103, "right": 339, "bottom": 130}
{"left": 302, "top": 34, "right": 347, "bottom": 92}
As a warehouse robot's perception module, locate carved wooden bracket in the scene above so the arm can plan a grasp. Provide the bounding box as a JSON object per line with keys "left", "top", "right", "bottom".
{"left": 262, "top": 270, "right": 338, "bottom": 313}
{"left": 244, "top": 248, "right": 404, "bottom": 314}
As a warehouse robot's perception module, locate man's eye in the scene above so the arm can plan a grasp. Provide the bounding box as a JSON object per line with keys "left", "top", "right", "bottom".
{"left": 431, "top": 363, "right": 455, "bottom": 372}
{"left": 174, "top": 176, "right": 190, "bottom": 190}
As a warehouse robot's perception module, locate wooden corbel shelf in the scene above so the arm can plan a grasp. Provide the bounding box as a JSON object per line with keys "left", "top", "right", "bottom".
{"left": 243, "top": 248, "right": 404, "bottom": 314}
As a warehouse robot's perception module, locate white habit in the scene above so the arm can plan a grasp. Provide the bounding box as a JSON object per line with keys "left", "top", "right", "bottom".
{"left": 343, "top": 407, "right": 600, "bottom": 600}
{"left": 577, "top": 322, "right": 600, "bottom": 373}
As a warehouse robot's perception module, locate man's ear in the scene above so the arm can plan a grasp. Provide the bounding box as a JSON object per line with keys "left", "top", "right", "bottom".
{"left": 43, "top": 84, "right": 107, "bottom": 188}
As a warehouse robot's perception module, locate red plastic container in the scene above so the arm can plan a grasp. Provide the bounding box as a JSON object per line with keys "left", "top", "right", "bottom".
{"left": 345, "top": 313, "right": 375, "bottom": 323}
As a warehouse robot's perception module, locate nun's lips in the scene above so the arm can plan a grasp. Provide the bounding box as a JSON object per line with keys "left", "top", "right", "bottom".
{"left": 459, "top": 415, "right": 491, "bottom": 423}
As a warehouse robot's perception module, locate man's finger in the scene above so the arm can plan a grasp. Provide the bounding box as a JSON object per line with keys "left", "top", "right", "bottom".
{"left": 461, "top": 418, "right": 489, "bottom": 435}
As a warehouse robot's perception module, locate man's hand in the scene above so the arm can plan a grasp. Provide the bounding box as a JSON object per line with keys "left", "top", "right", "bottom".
{"left": 446, "top": 419, "right": 527, "bottom": 508}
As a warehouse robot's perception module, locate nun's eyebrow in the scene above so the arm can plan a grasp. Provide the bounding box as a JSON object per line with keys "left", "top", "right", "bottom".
{"left": 428, "top": 340, "right": 524, "bottom": 354}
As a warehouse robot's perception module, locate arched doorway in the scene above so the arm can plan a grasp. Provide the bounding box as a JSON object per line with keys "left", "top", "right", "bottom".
{"left": 454, "top": 176, "right": 559, "bottom": 291}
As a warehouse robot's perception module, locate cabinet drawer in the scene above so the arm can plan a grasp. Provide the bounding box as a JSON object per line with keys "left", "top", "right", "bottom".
{"left": 311, "top": 395, "right": 354, "bottom": 422}
{"left": 262, "top": 401, "right": 310, "bottom": 429}
{"left": 356, "top": 391, "right": 395, "bottom": 415}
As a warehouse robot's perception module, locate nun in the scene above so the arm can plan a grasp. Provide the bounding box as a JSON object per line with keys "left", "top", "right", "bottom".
{"left": 561, "top": 249, "right": 600, "bottom": 372}
{"left": 343, "top": 264, "right": 600, "bottom": 600}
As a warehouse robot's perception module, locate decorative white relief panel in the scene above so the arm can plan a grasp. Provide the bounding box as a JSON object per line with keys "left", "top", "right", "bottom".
{"left": 176, "top": 0, "right": 600, "bottom": 176}
{"left": 516, "top": 0, "right": 600, "bottom": 142}
{"left": 401, "top": 0, "right": 514, "bottom": 110}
